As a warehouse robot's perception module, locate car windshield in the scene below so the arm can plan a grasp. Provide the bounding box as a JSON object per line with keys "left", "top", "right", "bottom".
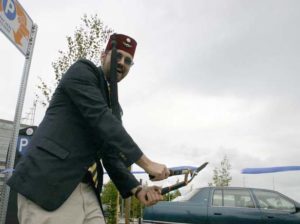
{"left": 172, "top": 188, "right": 200, "bottom": 202}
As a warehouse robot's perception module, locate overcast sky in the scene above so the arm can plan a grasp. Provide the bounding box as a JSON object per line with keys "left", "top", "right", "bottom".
{"left": 1, "top": 0, "right": 300, "bottom": 201}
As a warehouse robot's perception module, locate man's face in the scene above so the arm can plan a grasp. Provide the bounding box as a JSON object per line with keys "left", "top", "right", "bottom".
{"left": 101, "top": 49, "right": 134, "bottom": 82}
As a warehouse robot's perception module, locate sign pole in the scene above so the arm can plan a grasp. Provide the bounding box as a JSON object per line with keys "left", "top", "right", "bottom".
{"left": 0, "top": 23, "right": 38, "bottom": 224}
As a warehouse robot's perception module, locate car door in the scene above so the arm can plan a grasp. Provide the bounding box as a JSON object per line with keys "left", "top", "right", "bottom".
{"left": 207, "top": 188, "right": 264, "bottom": 224}
{"left": 253, "top": 189, "right": 300, "bottom": 224}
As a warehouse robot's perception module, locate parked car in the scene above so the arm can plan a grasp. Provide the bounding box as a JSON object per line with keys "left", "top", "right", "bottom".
{"left": 143, "top": 187, "right": 300, "bottom": 224}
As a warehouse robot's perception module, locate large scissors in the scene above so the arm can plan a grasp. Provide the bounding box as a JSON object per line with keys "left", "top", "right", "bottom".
{"left": 149, "top": 162, "right": 209, "bottom": 195}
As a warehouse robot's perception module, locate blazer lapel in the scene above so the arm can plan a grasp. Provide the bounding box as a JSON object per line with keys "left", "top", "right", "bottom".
{"left": 97, "top": 67, "right": 110, "bottom": 107}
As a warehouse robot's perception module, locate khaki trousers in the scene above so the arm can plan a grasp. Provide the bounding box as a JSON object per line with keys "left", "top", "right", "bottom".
{"left": 17, "top": 183, "right": 105, "bottom": 224}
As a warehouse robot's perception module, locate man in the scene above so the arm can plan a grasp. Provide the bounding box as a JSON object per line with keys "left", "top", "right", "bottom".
{"left": 7, "top": 33, "right": 169, "bottom": 224}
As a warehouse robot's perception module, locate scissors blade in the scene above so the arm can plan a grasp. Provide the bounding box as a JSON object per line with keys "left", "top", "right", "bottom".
{"left": 189, "top": 162, "right": 209, "bottom": 181}
{"left": 195, "top": 162, "right": 209, "bottom": 174}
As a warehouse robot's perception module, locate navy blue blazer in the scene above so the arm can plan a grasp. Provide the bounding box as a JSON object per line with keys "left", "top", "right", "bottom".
{"left": 7, "top": 59, "right": 142, "bottom": 211}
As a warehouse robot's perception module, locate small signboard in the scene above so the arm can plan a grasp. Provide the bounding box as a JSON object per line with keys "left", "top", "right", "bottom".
{"left": 0, "top": 0, "right": 33, "bottom": 55}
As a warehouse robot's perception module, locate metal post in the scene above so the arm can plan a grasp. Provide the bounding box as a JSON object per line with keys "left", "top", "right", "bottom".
{"left": 125, "top": 166, "right": 132, "bottom": 224}
{"left": 138, "top": 179, "right": 143, "bottom": 224}
{"left": 0, "top": 24, "right": 38, "bottom": 224}
{"left": 116, "top": 191, "right": 119, "bottom": 224}
{"left": 125, "top": 197, "right": 131, "bottom": 224}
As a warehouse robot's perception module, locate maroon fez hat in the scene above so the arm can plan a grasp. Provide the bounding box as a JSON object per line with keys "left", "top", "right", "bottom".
{"left": 105, "top": 33, "right": 137, "bottom": 57}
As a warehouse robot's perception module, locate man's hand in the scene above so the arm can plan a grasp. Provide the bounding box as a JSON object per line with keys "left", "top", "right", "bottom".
{"left": 135, "top": 186, "right": 163, "bottom": 206}
{"left": 136, "top": 155, "right": 170, "bottom": 181}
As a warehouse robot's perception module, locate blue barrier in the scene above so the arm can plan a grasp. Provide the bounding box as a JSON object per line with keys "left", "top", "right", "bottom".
{"left": 242, "top": 166, "right": 300, "bottom": 174}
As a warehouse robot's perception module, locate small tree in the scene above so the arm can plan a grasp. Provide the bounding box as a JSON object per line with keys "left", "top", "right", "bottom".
{"left": 101, "top": 180, "right": 119, "bottom": 224}
{"left": 163, "top": 190, "right": 181, "bottom": 201}
{"left": 37, "top": 14, "right": 113, "bottom": 106}
{"left": 209, "top": 155, "right": 232, "bottom": 187}
{"left": 130, "top": 193, "right": 143, "bottom": 220}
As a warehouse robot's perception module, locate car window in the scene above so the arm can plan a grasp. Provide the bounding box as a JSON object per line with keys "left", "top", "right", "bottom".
{"left": 223, "top": 189, "right": 255, "bottom": 208}
{"left": 212, "top": 189, "right": 222, "bottom": 206}
{"left": 254, "top": 189, "right": 295, "bottom": 212}
{"left": 212, "top": 189, "right": 255, "bottom": 208}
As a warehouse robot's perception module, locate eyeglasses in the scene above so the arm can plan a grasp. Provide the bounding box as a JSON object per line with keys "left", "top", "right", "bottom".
{"left": 116, "top": 52, "right": 134, "bottom": 66}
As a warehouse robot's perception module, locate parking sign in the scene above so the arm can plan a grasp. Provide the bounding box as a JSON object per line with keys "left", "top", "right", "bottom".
{"left": 0, "top": 0, "right": 33, "bottom": 55}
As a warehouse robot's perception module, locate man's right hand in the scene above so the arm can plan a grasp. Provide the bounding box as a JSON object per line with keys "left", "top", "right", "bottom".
{"left": 136, "top": 155, "right": 170, "bottom": 181}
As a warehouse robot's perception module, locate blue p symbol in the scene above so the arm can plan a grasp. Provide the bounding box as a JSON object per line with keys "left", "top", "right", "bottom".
{"left": 3, "top": 0, "right": 16, "bottom": 20}
{"left": 18, "top": 138, "right": 29, "bottom": 153}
